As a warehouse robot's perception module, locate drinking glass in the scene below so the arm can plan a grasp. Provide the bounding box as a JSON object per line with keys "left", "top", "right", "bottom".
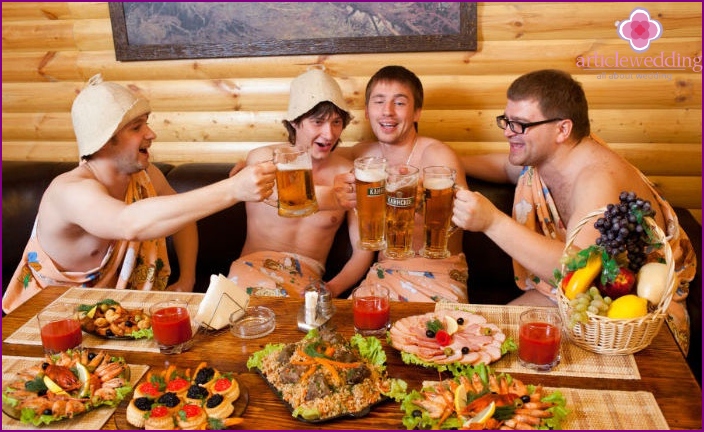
{"left": 420, "top": 166, "right": 456, "bottom": 259}
{"left": 518, "top": 308, "right": 562, "bottom": 371}
{"left": 271, "top": 146, "right": 318, "bottom": 217}
{"left": 150, "top": 300, "right": 194, "bottom": 354}
{"left": 384, "top": 164, "right": 420, "bottom": 259}
{"left": 352, "top": 283, "right": 391, "bottom": 336}
{"left": 354, "top": 156, "right": 387, "bottom": 250}
{"left": 37, "top": 303, "right": 83, "bottom": 354}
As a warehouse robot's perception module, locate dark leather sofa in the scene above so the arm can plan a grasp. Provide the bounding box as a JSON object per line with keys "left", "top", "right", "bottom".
{"left": 2, "top": 160, "right": 700, "bottom": 382}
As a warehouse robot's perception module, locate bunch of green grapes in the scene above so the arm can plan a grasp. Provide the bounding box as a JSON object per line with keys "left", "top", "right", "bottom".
{"left": 567, "top": 287, "right": 613, "bottom": 327}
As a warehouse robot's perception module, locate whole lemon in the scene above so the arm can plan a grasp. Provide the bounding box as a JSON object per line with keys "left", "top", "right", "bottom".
{"left": 607, "top": 294, "right": 648, "bottom": 319}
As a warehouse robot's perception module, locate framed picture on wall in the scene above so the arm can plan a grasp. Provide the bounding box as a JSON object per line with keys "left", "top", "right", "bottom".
{"left": 109, "top": 2, "right": 477, "bottom": 61}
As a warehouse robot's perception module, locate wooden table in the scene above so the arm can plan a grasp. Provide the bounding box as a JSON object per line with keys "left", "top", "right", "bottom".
{"left": 2, "top": 286, "right": 701, "bottom": 430}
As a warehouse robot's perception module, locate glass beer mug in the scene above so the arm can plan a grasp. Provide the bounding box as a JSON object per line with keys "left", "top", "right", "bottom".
{"left": 420, "top": 166, "right": 457, "bottom": 259}
{"left": 384, "top": 164, "right": 419, "bottom": 259}
{"left": 270, "top": 146, "right": 318, "bottom": 217}
{"left": 354, "top": 156, "right": 387, "bottom": 250}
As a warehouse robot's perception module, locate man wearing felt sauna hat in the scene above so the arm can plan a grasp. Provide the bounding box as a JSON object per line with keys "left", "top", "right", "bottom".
{"left": 2, "top": 74, "right": 276, "bottom": 314}
{"left": 226, "top": 67, "right": 374, "bottom": 299}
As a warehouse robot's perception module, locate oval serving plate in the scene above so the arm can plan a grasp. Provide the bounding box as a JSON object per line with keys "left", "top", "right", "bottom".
{"left": 256, "top": 369, "right": 389, "bottom": 423}
{"left": 77, "top": 299, "right": 153, "bottom": 340}
{"left": 113, "top": 376, "right": 249, "bottom": 430}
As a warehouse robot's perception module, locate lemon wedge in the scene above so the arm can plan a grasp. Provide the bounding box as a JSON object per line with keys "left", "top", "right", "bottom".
{"left": 445, "top": 315, "right": 459, "bottom": 336}
{"left": 76, "top": 363, "right": 92, "bottom": 398}
{"left": 465, "top": 401, "right": 495, "bottom": 426}
{"left": 43, "top": 376, "right": 69, "bottom": 396}
{"left": 86, "top": 305, "right": 98, "bottom": 319}
{"left": 453, "top": 383, "right": 467, "bottom": 413}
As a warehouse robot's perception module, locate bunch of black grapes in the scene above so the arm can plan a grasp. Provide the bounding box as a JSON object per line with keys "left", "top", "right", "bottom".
{"left": 594, "top": 191, "right": 656, "bottom": 272}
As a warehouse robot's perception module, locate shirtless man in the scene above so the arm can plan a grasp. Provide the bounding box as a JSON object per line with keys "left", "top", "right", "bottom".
{"left": 334, "top": 65, "right": 469, "bottom": 303}
{"left": 2, "top": 75, "right": 276, "bottom": 314}
{"left": 452, "top": 69, "right": 696, "bottom": 353}
{"left": 227, "top": 68, "right": 374, "bottom": 298}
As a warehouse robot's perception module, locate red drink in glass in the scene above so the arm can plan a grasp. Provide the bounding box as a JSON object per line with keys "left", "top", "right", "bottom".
{"left": 40, "top": 319, "right": 82, "bottom": 353}
{"left": 353, "top": 296, "right": 390, "bottom": 330}
{"left": 518, "top": 321, "right": 561, "bottom": 366}
{"left": 151, "top": 306, "right": 193, "bottom": 347}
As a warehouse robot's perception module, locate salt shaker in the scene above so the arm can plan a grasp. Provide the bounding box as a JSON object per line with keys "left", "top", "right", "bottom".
{"left": 297, "top": 281, "right": 334, "bottom": 332}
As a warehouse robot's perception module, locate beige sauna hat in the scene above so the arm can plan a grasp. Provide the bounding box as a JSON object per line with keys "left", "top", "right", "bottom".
{"left": 71, "top": 74, "right": 151, "bottom": 158}
{"left": 287, "top": 67, "right": 351, "bottom": 121}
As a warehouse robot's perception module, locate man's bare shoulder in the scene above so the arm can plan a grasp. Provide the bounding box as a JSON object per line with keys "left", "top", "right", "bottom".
{"left": 247, "top": 143, "right": 283, "bottom": 164}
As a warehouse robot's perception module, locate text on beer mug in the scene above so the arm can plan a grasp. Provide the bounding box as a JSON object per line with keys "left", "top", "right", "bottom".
{"left": 384, "top": 164, "right": 419, "bottom": 259}
{"left": 354, "top": 156, "right": 387, "bottom": 250}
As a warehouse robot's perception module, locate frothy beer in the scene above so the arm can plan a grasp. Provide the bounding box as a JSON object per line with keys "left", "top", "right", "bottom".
{"left": 421, "top": 176, "right": 454, "bottom": 259}
{"left": 275, "top": 153, "right": 318, "bottom": 218}
{"left": 384, "top": 164, "right": 419, "bottom": 260}
{"left": 355, "top": 166, "right": 387, "bottom": 250}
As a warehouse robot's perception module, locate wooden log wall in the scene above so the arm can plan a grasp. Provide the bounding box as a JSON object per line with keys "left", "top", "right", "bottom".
{"left": 2, "top": 2, "right": 701, "bottom": 221}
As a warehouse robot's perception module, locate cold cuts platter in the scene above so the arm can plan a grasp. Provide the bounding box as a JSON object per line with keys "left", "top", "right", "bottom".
{"left": 389, "top": 310, "right": 516, "bottom": 370}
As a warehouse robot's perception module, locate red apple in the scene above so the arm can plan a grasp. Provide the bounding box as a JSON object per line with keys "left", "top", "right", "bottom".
{"left": 598, "top": 267, "right": 636, "bottom": 299}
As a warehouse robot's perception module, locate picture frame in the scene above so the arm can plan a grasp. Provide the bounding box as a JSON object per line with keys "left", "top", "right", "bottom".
{"left": 108, "top": 2, "right": 477, "bottom": 62}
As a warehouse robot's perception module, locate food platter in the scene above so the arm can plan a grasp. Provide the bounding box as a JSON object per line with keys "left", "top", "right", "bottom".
{"left": 256, "top": 369, "right": 389, "bottom": 423}
{"left": 114, "top": 362, "right": 248, "bottom": 430}
{"left": 388, "top": 310, "right": 516, "bottom": 371}
{"left": 76, "top": 299, "right": 153, "bottom": 340}
{"left": 2, "top": 349, "right": 132, "bottom": 427}
{"left": 113, "top": 377, "right": 249, "bottom": 430}
{"left": 247, "top": 328, "right": 405, "bottom": 423}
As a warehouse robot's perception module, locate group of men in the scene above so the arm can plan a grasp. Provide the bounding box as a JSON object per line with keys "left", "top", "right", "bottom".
{"left": 2, "top": 67, "right": 696, "bottom": 356}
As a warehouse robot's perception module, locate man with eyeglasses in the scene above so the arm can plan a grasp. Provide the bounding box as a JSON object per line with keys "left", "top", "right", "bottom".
{"left": 452, "top": 69, "right": 696, "bottom": 356}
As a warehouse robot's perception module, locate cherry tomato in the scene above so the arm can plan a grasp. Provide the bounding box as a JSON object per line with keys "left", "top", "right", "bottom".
{"left": 435, "top": 330, "right": 451, "bottom": 346}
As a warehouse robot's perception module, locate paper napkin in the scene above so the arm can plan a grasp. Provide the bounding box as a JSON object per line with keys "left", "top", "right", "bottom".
{"left": 195, "top": 274, "right": 249, "bottom": 330}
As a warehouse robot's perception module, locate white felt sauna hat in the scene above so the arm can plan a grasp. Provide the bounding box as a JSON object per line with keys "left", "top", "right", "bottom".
{"left": 287, "top": 67, "right": 350, "bottom": 121}
{"left": 71, "top": 74, "right": 151, "bottom": 158}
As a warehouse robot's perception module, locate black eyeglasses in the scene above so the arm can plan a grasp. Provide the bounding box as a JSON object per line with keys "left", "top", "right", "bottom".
{"left": 496, "top": 115, "right": 563, "bottom": 134}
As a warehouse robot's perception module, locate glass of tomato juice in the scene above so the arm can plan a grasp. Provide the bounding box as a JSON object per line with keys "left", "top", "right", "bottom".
{"left": 37, "top": 303, "right": 83, "bottom": 354}
{"left": 150, "top": 300, "right": 194, "bottom": 354}
{"left": 352, "top": 283, "right": 391, "bottom": 336}
{"left": 518, "top": 308, "right": 562, "bottom": 371}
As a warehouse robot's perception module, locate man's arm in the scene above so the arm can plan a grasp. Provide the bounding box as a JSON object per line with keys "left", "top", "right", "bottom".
{"left": 324, "top": 209, "right": 375, "bottom": 297}
{"left": 461, "top": 154, "right": 522, "bottom": 184}
{"left": 51, "top": 162, "right": 275, "bottom": 242}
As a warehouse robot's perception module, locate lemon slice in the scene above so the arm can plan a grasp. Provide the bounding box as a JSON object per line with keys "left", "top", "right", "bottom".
{"left": 43, "top": 375, "right": 69, "bottom": 396}
{"left": 445, "top": 315, "right": 459, "bottom": 336}
{"left": 76, "top": 363, "right": 92, "bottom": 398}
{"left": 465, "top": 401, "right": 495, "bottom": 426}
{"left": 453, "top": 383, "right": 467, "bottom": 413}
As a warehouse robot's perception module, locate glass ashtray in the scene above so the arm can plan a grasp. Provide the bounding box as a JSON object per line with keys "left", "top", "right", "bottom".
{"left": 230, "top": 306, "right": 276, "bottom": 339}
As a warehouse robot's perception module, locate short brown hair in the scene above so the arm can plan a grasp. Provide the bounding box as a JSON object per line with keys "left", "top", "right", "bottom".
{"left": 507, "top": 69, "right": 590, "bottom": 141}
{"left": 282, "top": 101, "right": 351, "bottom": 146}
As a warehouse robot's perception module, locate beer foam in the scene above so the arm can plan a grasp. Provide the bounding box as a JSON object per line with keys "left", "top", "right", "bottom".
{"left": 423, "top": 177, "right": 454, "bottom": 190}
{"left": 355, "top": 168, "right": 386, "bottom": 183}
{"left": 277, "top": 159, "right": 312, "bottom": 170}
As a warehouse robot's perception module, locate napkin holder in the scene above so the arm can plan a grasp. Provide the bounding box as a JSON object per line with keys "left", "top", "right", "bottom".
{"left": 195, "top": 274, "right": 250, "bottom": 331}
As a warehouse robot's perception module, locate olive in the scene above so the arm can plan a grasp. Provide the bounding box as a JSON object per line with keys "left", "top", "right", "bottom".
{"left": 87, "top": 352, "right": 97, "bottom": 361}
{"left": 461, "top": 347, "right": 469, "bottom": 355}
{"left": 37, "top": 389, "right": 48, "bottom": 397}
{"left": 41, "top": 362, "right": 50, "bottom": 370}
{"left": 425, "top": 330, "right": 435, "bottom": 338}
{"left": 42, "top": 408, "right": 53, "bottom": 415}
{"left": 457, "top": 317, "right": 464, "bottom": 325}
{"left": 124, "top": 321, "right": 133, "bottom": 327}
{"left": 105, "top": 329, "right": 114, "bottom": 337}
{"left": 412, "top": 409, "right": 422, "bottom": 417}
{"left": 521, "top": 395, "right": 530, "bottom": 403}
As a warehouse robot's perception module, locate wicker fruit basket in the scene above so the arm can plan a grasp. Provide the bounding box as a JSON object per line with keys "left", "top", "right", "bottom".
{"left": 557, "top": 208, "right": 675, "bottom": 355}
